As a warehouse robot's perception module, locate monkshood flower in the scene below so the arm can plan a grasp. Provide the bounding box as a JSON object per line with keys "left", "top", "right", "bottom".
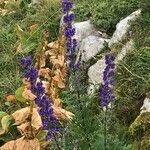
{"left": 100, "top": 53, "right": 116, "bottom": 107}
{"left": 62, "top": 0, "right": 79, "bottom": 69}
{"left": 21, "top": 56, "right": 60, "bottom": 140}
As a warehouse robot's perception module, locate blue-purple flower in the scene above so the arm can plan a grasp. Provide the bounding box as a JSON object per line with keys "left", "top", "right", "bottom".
{"left": 62, "top": 0, "right": 73, "bottom": 14}
{"left": 62, "top": 0, "right": 80, "bottom": 69}
{"left": 100, "top": 53, "right": 116, "bottom": 107}
{"left": 21, "top": 56, "right": 60, "bottom": 140}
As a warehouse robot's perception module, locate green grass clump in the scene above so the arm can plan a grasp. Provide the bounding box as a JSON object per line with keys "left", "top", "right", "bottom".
{"left": 0, "top": 0, "right": 61, "bottom": 109}
{"left": 115, "top": 10, "right": 150, "bottom": 125}
{"left": 74, "top": 0, "right": 149, "bottom": 34}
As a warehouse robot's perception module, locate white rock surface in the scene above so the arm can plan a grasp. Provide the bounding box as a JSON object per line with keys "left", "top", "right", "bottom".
{"left": 74, "top": 20, "right": 99, "bottom": 42}
{"left": 88, "top": 57, "right": 106, "bottom": 94}
{"left": 140, "top": 97, "right": 150, "bottom": 113}
{"left": 109, "top": 9, "right": 141, "bottom": 47}
{"left": 80, "top": 36, "right": 109, "bottom": 62}
{"left": 116, "top": 40, "right": 134, "bottom": 62}
{"left": 60, "top": 20, "right": 99, "bottom": 41}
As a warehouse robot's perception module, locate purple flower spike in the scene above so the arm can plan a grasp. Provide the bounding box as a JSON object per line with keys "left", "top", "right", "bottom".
{"left": 62, "top": 0, "right": 79, "bottom": 70}
{"left": 62, "top": 0, "right": 73, "bottom": 14}
{"left": 100, "top": 53, "right": 116, "bottom": 107}
{"left": 21, "top": 56, "right": 60, "bottom": 140}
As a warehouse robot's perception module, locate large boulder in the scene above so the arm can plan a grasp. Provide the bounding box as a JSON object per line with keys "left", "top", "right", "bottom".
{"left": 80, "top": 36, "right": 109, "bottom": 62}
{"left": 109, "top": 9, "right": 141, "bottom": 47}
{"left": 74, "top": 20, "right": 99, "bottom": 42}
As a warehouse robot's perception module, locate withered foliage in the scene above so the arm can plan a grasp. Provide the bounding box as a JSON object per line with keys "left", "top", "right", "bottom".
{"left": 36, "top": 34, "right": 74, "bottom": 120}
{"left": 1, "top": 31, "right": 74, "bottom": 150}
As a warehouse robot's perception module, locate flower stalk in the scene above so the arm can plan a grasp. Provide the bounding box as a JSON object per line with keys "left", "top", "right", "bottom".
{"left": 21, "top": 56, "right": 60, "bottom": 140}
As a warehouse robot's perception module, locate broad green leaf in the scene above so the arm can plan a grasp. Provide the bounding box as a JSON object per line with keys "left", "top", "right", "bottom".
{"left": 1, "top": 115, "right": 12, "bottom": 132}
{"left": 0, "top": 111, "right": 8, "bottom": 120}
{"left": 5, "top": 102, "right": 11, "bottom": 106}
{"left": 15, "top": 87, "right": 27, "bottom": 103}
{"left": 0, "top": 115, "right": 12, "bottom": 135}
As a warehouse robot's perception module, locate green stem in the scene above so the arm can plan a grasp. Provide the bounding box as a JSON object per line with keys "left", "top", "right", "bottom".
{"left": 104, "top": 107, "right": 107, "bottom": 150}
{"left": 74, "top": 70, "right": 92, "bottom": 149}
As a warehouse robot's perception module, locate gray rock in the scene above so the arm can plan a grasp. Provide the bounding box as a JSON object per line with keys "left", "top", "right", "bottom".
{"left": 140, "top": 97, "right": 150, "bottom": 113}
{"left": 80, "top": 36, "right": 109, "bottom": 62}
{"left": 74, "top": 20, "right": 99, "bottom": 42}
{"left": 109, "top": 9, "right": 141, "bottom": 47}
{"left": 60, "top": 19, "right": 99, "bottom": 41}
{"left": 88, "top": 40, "right": 134, "bottom": 94}
{"left": 88, "top": 57, "right": 106, "bottom": 94}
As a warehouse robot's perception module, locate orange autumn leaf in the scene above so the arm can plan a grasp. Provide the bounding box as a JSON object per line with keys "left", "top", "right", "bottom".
{"left": 6, "top": 95, "right": 16, "bottom": 102}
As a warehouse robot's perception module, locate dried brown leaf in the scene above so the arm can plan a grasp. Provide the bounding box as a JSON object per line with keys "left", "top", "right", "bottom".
{"left": 0, "top": 140, "right": 15, "bottom": 150}
{"left": 52, "top": 106, "right": 74, "bottom": 121}
{"left": 42, "top": 81, "right": 50, "bottom": 94}
{"left": 22, "top": 88, "right": 36, "bottom": 101}
{"left": 47, "top": 40, "right": 59, "bottom": 49}
{"left": 22, "top": 78, "right": 31, "bottom": 89}
{"left": 0, "top": 137, "right": 41, "bottom": 150}
{"left": 39, "top": 68, "right": 50, "bottom": 79}
{"left": 52, "top": 69, "right": 65, "bottom": 89}
{"left": 53, "top": 98, "right": 62, "bottom": 107}
{"left": 12, "top": 107, "right": 42, "bottom": 130}
{"left": 51, "top": 55, "right": 65, "bottom": 67}
{"left": 17, "top": 122, "right": 40, "bottom": 138}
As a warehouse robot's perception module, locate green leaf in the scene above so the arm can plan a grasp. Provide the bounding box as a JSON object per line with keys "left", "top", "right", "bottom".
{"left": 0, "top": 111, "right": 8, "bottom": 120}
{"left": 1, "top": 115, "right": 12, "bottom": 132}
{"left": 5, "top": 102, "right": 11, "bottom": 106}
{"left": 36, "top": 130, "right": 47, "bottom": 141}
{"left": 0, "top": 115, "right": 12, "bottom": 135}
{"left": 15, "top": 87, "right": 27, "bottom": 103}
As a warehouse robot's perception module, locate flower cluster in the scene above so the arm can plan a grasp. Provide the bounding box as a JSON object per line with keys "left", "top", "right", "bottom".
{"left": 21, "top": 56, "right": 60, "bottom": 140}
{"left": 62, "top": 0, "right": 79, "bottom": 69}
{"left": 100, "top": 53, "right": 116, "bottom": 107}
